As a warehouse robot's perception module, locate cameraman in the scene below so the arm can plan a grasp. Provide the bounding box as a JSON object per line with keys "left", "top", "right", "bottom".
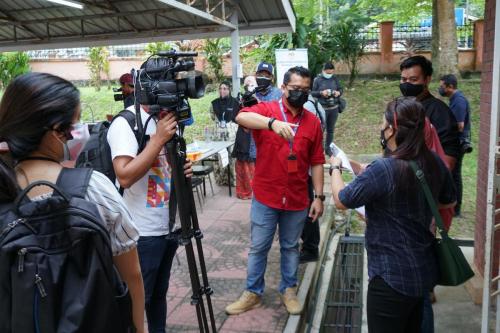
{"left": 311, "top": 62, "right": 343, "bottom": 156}
{"left": 439, "top": 74, "right": 471, "bottom": 217}
{"left": 119, "top": 73, "right": 135, "bottom": 109}
{"left": 107, "top": 82, "right": 193, "bottom": 332}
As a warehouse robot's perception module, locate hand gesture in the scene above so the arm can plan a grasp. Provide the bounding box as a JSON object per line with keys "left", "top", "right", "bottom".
{"left": 184, "top": 158, "right": 193, "bottom": 178}
{"left": 155, "top": 112, "right": 177, "bottom": 145}
{"left": 309, "top": 199, "right": 324, "bottom": 221}
{"left": 330, "top": 155, "right": 342, "bottom": 167}
{"left": 333, "top": 90, "right": 340, "bottom": 98}
{"left": 321, "top": 90, "right": 330, "bottom": 98}
{"left": 271, "top": 120, "right": 298, "bottom": 141}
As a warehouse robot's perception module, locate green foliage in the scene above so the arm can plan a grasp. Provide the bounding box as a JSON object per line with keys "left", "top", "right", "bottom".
{"left": 356, "top": 0, "right": 432, "bottom": 23}
{"left": 327, "top": 19, "right": 369, "bottom": 87}
{"left": 145, "top": 42, "right": 175, "bottom": 56}
{"left": 87, "top": 47, "right": 109, "bottom": 92}
{"left": 0, "top": 52, "right": 30, "bottom": 89}
{"left": 203, "top": 38, "right": 227, "bottom": 83}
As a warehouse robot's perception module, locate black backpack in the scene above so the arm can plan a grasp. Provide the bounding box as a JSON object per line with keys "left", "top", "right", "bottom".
{"left": 0, "top": 168, "right": 134, "bottom": 333}
{"left": 76, "top": 110, "right": 141, "bottom": 184}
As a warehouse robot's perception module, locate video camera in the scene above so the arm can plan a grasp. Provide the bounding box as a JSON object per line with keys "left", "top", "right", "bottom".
{"left": 239, "top": 85, "right": 266, "bottom": 108}
{"left": 134, "top": 50, "right": 205, "bottom": 123}
{"left": 113, "top": 87, "right": 124, "bottom": 102}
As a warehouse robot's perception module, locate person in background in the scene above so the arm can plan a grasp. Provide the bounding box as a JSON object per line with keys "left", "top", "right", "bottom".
{"left": 119, "top": 73, "right": 135, "bottom": 109}
{"left": 232, "top": 76, "right": 256, "bottom": 199}
{"left": 0, "top": 72, "right": 145, "bottom": 332}
{"left": 226, "top": 66, "right": 325, "bottom": 316}
{"left": 330, "top": 97, "right": 456, "bottom": 333}
{"left": 439, "top": 74, "right": 471, "bottom": 218}
{"left": 209, "top": 80, "right": 239, "bottom": 141}
{"left": 255, "top": 62, "right": 283, "bottom": 102}
{"left": 399, "top": 56, "right": 460, "bottom": 170}
{"left": 312, "top": 62, "right": 343, "bottom": 156}
{"left": 300, "top": 94, "right": 326, "bottom": 263}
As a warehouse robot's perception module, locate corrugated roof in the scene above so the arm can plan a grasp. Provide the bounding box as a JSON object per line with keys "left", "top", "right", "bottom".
{"left": 0, "top": 0, "right": 295, "bottom": 51}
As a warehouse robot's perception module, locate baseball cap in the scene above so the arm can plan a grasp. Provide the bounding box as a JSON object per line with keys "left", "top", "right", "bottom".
{"left": 256, "top": 62, "right": 274, "bottom": 75}
{"left": 119, "top": 73, "right": 133, "bottom": 85}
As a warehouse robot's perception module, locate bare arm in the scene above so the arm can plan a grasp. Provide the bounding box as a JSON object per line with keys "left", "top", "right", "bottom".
{"left": 457, "top": 122, "right": 465, "bottom": 132}
{"left": 309, "top": 164, "right": 324, "bottom": 221}
{"left": 113, "top": 113, "right": 177, "bottom": 188}
{"left": 113, "top": 248, "right": 145, "bottom": 333}
{"left": 235, "top": 112, "right": 298, "bottom": 141}
{"left": 330, "top": 157, "right": 348, "bottom": 210}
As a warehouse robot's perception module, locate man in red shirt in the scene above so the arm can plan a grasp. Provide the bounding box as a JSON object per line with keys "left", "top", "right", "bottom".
{"left": 225, "top": 66, "right": 325, "bottom": 315}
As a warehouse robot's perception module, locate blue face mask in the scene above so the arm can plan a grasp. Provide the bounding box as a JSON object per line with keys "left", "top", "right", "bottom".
{"left": 322, "top": 72, "right": 333, "bottom": 79}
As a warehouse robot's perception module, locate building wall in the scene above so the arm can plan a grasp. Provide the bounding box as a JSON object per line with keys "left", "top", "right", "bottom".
{"left": 475, "top": 0, "right": 499, "bottom": 277}
{"left": 29, "top": 50, "right": 480, "bottom": 82}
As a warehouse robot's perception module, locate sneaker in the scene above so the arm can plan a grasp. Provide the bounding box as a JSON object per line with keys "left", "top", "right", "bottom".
{"left": 299, "top": 250, "right": 319, "bottom": 264}
{"left": 281, "top": 287, "right": 302, "bottom": 315}
{"left": 225, "top": 290, "right": 262, "bottom": 315}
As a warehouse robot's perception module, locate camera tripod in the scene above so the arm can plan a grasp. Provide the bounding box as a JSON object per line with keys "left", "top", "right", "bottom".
{"left": 166, "top": 135, "right": 217, "bottom": 333}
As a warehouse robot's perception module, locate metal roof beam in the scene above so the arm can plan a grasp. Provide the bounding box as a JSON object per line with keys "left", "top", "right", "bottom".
{"left": 103, "top": 0, "right": 139, "bottom": 33}
{"left": 0, "top": 10, "right": 45, "bottom": 40}
{"left": 156, "top": 0, "right": 236, "bottom": 30}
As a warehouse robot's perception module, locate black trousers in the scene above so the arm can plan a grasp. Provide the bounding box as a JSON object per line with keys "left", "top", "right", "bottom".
{"left": 301, "top": 177, "right": 320, "bottom": 253}
{"left": 451, "top": 152, "right": 464, "bottom": 215}
{"left": 367, "top": 276, "right": 423, "bottom": 333}
{"left": 324, "top": 106, "right": 339, "bottom": 156}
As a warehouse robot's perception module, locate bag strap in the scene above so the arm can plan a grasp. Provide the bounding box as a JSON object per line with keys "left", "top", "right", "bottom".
{"left": 409, "top": 161, "right": 448, "bottom": 238}
{"left": 56, "top": 168, "right": 93, "bottom": 199}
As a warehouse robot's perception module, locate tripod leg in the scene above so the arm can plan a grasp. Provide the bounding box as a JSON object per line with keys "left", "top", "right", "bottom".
{"left": 166, "top": 139, "right": 211, "bottom": 332}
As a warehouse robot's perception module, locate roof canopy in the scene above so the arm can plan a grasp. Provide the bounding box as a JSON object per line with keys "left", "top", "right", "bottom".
{"left": 0, "top": 0, "right": 296, "bottom": 51}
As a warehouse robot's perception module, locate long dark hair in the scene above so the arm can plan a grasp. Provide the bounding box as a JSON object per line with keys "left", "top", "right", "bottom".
{"left": 384, "top": 97, "right": 440, "bottom": 196}
{"left": 0, "top": 72, "right": 80, "bottom": 201}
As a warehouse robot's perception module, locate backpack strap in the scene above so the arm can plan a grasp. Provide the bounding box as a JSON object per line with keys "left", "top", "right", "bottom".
{"left": 112, "top": 109, "right": 147, "bottom": 153}
{"left": 56, "top": 168, "right": 93, "bottom": 199}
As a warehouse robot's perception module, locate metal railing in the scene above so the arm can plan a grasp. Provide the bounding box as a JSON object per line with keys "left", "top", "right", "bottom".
{"left": 358, "top": 27, "right": 380, "bottom": 51}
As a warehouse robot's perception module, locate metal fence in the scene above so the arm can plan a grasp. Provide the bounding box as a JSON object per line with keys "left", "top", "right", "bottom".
{"left": 28, "top": 43, "right": 149, "bottom": 59}
{"left": 359, "top": 24, "right": 475, "bottom": 52}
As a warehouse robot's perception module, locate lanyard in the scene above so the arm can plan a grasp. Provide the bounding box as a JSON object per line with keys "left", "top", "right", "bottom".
{"left": 279, "top": 99, "right": 303, "bottom": 152}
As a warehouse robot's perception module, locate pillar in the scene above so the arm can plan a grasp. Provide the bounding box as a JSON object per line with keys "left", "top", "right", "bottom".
{"left": 379, "top": 21, "right": 394, "bottom": 74}
{"left": 230, "top": 11, "right": 240, "bottom": 97}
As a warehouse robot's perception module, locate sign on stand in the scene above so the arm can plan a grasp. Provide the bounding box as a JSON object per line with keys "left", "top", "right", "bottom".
{"left": 275, "top": 49, "right": 309, "bottom": 87}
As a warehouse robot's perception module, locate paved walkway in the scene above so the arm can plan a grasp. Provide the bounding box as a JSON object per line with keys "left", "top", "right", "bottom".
{"left": 166, "top": 184, "right": 304, "bottom": 332}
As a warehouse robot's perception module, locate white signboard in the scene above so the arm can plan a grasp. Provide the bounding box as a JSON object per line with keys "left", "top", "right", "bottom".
{"left": 218, "top": 149, "right": 229, "bottom": 168}
{"left": 275, "top": 49, "right": 309, "bottom": 87}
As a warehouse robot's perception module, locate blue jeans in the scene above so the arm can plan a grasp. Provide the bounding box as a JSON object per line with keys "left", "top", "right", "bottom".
{"left": 246, "top": 199, "right": 308, "bottom": 295}
{"left": 137, "top": 236, "right": 178, "bottom": 333}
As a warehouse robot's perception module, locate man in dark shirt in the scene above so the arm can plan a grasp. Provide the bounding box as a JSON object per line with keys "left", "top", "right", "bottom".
{"left": 399, "top": 56, "right": 461, "bottom": 170}
{"left": 439, "top": 74, "right": 472, "bottom": 217}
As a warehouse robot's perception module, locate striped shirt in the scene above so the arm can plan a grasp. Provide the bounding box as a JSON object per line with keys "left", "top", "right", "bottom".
{"left": 32, "top": 171, "right": 139, "bottom": 256}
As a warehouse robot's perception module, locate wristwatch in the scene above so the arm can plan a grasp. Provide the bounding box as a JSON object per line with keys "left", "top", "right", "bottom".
{"left": 314, "top": 194, "right": 326, "bottom": 201}
{"left": 329, "top": 164, "right": 342, "bottom": 176}
{"left": 268, "top": 117, "right": 277, "bottom": 130}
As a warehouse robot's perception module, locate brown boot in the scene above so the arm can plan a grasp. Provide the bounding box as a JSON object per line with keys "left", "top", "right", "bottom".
{"left": 281, "top": 287, "right": 302, "bottom": 315}
{"left": 225, "top": 290, "right": 262, "bottom": 315}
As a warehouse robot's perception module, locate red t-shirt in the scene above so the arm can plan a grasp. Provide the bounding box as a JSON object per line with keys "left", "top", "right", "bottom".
{"left": 240, "top": 100, "right": 325, "bottom": 211}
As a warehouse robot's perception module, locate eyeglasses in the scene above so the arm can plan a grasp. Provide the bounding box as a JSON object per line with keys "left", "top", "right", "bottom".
{"left": 286, "top": 85, "right": 310, "bottom": 93}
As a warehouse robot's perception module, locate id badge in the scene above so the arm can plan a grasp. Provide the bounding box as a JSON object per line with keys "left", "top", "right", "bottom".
{"left": 287, "top": 154, "right": 298, "bottom": 173}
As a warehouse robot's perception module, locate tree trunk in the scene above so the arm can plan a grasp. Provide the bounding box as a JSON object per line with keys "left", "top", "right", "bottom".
{"left": 437, "top": 0, "right": 460, "bottom": 78}
{"left": 431, "top": 0, "right": 440, "bottom": 75}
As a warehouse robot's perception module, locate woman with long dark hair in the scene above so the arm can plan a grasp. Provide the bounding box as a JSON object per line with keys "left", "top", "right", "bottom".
{"left": 0, "top": 73, "right": 145, "bottom": 332}
{"left": 329, "top": 97, "right": 456, "bottom": 333}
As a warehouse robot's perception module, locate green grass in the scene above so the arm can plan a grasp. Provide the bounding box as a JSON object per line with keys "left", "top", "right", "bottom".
{"left": 79, "top": 79, "right": 480, "bottom": 238}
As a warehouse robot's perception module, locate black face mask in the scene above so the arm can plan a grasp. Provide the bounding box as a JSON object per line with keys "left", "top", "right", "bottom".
{"left": 256, "top": 77, "right": 272, "bottom": 89}
{"left": 380, "top": 127, "right": 394, "bottom": 150}
{"left": 438, "top": 87, "right": 447, "bottom": 97}
{"left": 287, "top": 90, "right": 309, "bottom": 108}
{"left": 399, "top": 82, "right": 425, "bottom": 97}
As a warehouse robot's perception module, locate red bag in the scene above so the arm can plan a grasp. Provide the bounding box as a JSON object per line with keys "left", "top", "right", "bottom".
{"left": 424, "top": 118, "right": 454, "bottom": 231}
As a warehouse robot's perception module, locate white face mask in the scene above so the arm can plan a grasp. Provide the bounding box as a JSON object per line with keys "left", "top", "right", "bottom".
{"left": 66, "top": 123, "right": 89, "bottom": 160}
{"left": 322, "top": 72, "right": 333, "bottom": 79}
{"left": 54, "top": 134, "right": 71, "bottom": 162}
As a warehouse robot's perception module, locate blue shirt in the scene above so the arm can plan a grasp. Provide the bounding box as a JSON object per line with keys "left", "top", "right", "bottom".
{"left": 449, "top": 90, "right": 471, "bottom": 141}
{"left": 338, "top": 156, "right": 455, "bottom": 297}
{"left": 249, "top": 87, "right": 283, "bottom": 159}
